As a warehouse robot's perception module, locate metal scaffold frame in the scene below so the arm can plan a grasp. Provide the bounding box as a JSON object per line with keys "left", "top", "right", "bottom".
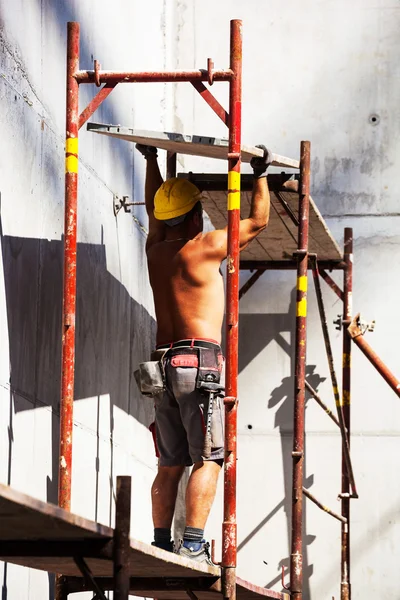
{"left": 61, "top": 18, "right": 243, "bottom": 600}
{"left": 51, "top": 18, "right": 400, "bottom": 600}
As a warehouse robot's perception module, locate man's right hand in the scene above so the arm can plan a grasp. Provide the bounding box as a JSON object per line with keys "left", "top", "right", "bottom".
{"left": 250, "top": 145, "right": 273, "bottom": 178}
{"left": 135, "top": 143, "right": 158, "bottom": 159}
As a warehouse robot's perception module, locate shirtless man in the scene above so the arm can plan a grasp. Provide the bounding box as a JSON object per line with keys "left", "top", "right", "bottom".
{"left": 136, "top": 143, "right": 271, "bottom": 563}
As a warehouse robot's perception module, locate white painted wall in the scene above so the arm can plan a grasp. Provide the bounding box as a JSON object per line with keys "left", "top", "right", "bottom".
{"left": 1, "top": 1, "right": 399, "bottom": 599}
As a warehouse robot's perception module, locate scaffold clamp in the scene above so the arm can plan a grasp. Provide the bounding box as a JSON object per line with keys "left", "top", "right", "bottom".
{"left": 113, "top": 195, "right": 145, "bottom": 216}
{"left": 347, "top": 313, "right": 376, "bottom": 339}
{"left": 357, "top": 314, "right": 376, "bottom": 335}
{"left": 333, "top": 314, "right": 343, "bottom": 331}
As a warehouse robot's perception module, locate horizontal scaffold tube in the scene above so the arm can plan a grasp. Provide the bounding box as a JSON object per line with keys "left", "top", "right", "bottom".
{"left": 76, "top": 69, "right": 233, "bottom": 84}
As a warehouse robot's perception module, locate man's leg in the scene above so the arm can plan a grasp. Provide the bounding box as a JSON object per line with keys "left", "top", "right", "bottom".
{"left": 185, "top": 460, "right": 222, "bottom": 528}
{"left": 177, "top": 460, "right": 222, "bottom": 563}
{"left": 151, "top": 464, "right": 185, "bottom": 551}
{"left": 152, "top": 465, "right": 185, "bottom": 527}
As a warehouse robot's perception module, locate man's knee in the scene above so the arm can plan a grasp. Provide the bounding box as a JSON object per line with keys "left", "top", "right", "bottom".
{"left": 156, "top": 464, "right": 186, "bottom": 483}
{"left": 193, "top": 459, "right": 223, "bottom": 471}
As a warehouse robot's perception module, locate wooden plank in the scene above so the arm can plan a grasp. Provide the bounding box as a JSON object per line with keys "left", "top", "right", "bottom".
{"left": 86, "top": 124, "right": 299, "bottom": 168}
{"left": 0, "top": 483, "right": 113, "bottom": 541}
{"left": 0, "top": 483, "right": 218, "bottom": 578}
{"left": 3, "top": 544, "right": 218, "bottom": 578}
{"left": 178, "top": 173, "right": 342, "bottom": 262}
{"left": 199, "top": 190, "right": 341, "bottom": 262}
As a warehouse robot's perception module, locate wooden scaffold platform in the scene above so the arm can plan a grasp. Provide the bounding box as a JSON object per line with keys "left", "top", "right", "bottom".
{"left": 0, "top": 479, "right": 289, "bottom": 600}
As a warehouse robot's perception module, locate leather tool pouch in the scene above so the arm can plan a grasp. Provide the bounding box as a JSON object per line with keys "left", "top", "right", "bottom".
{"left": 196, "top": 347, "right": 224, "bottom": 395}
{"left": 134, "top": 349, "right": 167, "bottom": 397}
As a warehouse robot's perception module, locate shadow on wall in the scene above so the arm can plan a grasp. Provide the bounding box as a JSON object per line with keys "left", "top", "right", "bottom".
{"left": 1, "top": 228, "right": 156, "bottom": 509}
{"left": 237, "top": 287, "right": 326, "bottom": 597}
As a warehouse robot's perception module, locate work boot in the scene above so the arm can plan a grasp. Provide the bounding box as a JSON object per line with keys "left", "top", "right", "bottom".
{"left": 151, "top": 540, "right": 174, "bottom": 553}
{"left": 177, "top": 540, "right": 215, "bottom": 566}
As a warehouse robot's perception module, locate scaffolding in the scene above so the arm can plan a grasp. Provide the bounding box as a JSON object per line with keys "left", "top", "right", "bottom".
{"left": 1, "top": 17, "right": 400, "bottom": 600}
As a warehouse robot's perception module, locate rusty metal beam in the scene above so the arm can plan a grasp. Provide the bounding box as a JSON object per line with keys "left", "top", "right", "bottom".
{"left": 113, "top": 477, "right": 131, "bottom": 600}
{"left": 76, "top": 68, "right": 233, "bottom": 85}
{"left": 310, "top": 256, "right": 358, "bottom": 499}
{"left": 222, "top": 19, "right": 242, "bottom": 600}
{"left": 290, "top": 141, "right": 311, "bottom": 600}
{"left": 319, "top": 268, "right": 344, "bottom": 302}
{"left": 303, "top": 488, "right": 347, "bottom": 524}
{"left": 59, "top": 20, "right": 80, "bottom": 517}
{"left": 79, "top": 83, "right": 117, "bottom": 129}
{"left": 167, "top": 151, "right": 177, "bottom": 179}
{"left": 348, "top": 315, "right": 400, "bottom": 398}
{"left": 191, "top": 81, "right": 229, "bottom": 126}
{"left": 341, "top": 228, "right": 353, "bottom": 600}
{"left": 74, "top": 556, "right": 108, "bottom": 600}
{"left": 305, "top": 381, "right": 340, "bottom": 428}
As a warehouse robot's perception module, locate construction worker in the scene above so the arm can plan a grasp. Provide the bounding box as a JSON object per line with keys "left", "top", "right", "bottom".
{"left": 136, "top": 143, "right": 271, "bottom": 564}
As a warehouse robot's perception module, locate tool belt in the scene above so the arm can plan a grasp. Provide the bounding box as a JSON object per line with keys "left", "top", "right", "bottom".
{"left": 134, "top": 345, "right": 224, "bottom": 398}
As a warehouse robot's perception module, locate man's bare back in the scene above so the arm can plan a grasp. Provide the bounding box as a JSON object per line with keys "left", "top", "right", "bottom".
{"left": 147, "top": 235, "right": 225, "bottom": 345}
{"left": 141, "top": 149, "right": 271, "bottom": 347}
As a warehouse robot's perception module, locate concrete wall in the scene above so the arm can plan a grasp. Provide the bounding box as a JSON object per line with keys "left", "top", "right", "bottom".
{"left": 1, "top": 1, "right": 399, "bottom": 599}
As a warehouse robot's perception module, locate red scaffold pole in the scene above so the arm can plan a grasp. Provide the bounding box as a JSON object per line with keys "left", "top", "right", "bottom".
{"left": 290, "top": 141, "right": 311, "bottom": 600}
{"left": 222, "top": 18, "right": 242, "bottom": 600}
{"left": 59, "top": 21, "right": 80, "bottom": 512}
{"left": 341, "top": 227, "right": 353, "bottom": 600}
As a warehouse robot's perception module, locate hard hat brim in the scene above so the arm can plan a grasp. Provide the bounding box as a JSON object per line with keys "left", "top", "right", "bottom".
{"left": 154, "top": 197, "right": 200, "bottom": 220}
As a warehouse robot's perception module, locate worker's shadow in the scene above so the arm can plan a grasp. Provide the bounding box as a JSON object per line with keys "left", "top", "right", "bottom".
{"left": 238, "top": 285, "right": 325, "bottom": 596}
{"left": 1, "top": 228, "right": 156, "bottom": 518}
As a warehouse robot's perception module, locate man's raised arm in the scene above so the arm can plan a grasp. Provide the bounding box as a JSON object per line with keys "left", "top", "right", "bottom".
{"left": 135, "top": 144, "right": 166, "bottom": 248}
{"left": 238, "top": 145, "right": 271, "bottom": 250}
{"left": 204, "top": 145, "right": 271, "bottom": 258}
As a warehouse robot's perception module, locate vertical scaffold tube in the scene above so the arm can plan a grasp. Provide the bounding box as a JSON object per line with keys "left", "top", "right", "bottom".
{"left": 59, "top": 22, "right": 80, "bottom": 512}
{"left": 341, "top": 228, "right": 353, "bottom": 600}
{"left": 290, "top": 141, "right": 311, "bottom": 600}
{"left": 222, "top": 18, "right": 242, "bottom": 600}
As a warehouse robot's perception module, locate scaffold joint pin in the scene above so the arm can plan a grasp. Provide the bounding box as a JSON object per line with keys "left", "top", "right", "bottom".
{"left": 94, "top": 59, "right": 101, "bottom": 87}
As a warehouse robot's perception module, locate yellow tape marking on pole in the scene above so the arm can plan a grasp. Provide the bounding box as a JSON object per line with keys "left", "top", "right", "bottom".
{"left": 343, "top": 353, "right": 351, "bottom": 368}
{"left": 297, "top": 298, "right": 307, "bottom": 317}
{"left": 342, "top": 390, "right": 351, "bottom": 405}
{"left": 66, "top": 138, "right": 78, "bottom": 154}
{"left": 65, "top": 156, "right": 78, "bottom": 173}
{"left": 297, "top": 276, "right": 308, "bottom": 292}
{"left": 228, "top": 171, "right": 240, "bottom": 210}
{"left": 65, "top": 137, "right": 78, "bottom": 173}
{"left": 334, "top": 386, "right": 342, "bottom": 407}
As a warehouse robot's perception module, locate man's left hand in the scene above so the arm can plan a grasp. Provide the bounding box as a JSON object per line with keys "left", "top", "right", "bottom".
{"left": 250, "top": 145, "right": 273, "bottom": 178}
{"left": 136, "top": 144, "right": 158, "bottom": 159}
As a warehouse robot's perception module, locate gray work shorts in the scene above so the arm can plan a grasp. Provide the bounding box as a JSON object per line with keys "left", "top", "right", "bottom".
{"left": 151, "top": 346, "right": 225, "bottom": 467}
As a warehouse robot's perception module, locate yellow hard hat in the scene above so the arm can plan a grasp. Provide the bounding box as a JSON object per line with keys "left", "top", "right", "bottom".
{"left": 154, "top": 178, "right": 202, "bottom": 220}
